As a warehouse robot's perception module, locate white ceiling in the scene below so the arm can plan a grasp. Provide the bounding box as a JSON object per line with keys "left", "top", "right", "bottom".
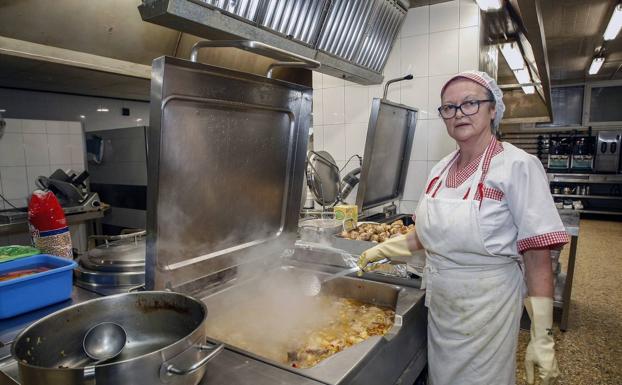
{"left": 540, "top": 0, "right": 622, "bottom": 83}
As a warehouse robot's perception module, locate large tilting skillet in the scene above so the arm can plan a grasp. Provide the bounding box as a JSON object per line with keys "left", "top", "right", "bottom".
{"left": 145, "top": 40, "right": 426, "bottom": 385}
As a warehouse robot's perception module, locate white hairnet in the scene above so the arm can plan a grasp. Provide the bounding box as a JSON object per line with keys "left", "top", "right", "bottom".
{"left": 441, "top": 70, "right": 506, "bottom": 130}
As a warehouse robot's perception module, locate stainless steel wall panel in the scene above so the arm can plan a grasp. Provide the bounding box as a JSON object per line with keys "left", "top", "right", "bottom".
{"left": 199, "top": 0, "right": 262, "bottom": 21}
{"left": 260, "top": 0, "right": 329, "bottom": 45}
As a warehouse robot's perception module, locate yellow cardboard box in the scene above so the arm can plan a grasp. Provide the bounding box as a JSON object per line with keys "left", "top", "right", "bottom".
{"left": 334, "top": 205, "right": 358, "bottom": 231}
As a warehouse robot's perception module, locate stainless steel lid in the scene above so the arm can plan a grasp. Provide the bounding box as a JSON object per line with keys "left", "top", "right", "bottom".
{"left": 356, "top": 98, "right": 418, "bottom": 211}
{"left": 146, "top": 45, "right": 313, "bottom": 292}
{"left": 81, "top": 240, "right": 146, "bottom": 272}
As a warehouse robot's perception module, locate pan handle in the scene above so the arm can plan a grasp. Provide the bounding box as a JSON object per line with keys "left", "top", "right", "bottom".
{"left": 383, "top": 74, "right": 413, "bottom": 100}
{"left": 189, "top": 40, "right": 320, "bottom": 77}
{"left": 160, "top": 342, "right": 224, "bottom": 382}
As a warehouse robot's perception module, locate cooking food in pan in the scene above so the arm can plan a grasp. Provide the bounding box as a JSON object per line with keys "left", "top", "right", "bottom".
{"left": 207, "top": 295, "right": 394, "bottom": 369}
{"left": 338, "top": 220, "right": 414, "bottom": 243}
{"left": 286, "top": 297, "right": 394, "bottom": 368}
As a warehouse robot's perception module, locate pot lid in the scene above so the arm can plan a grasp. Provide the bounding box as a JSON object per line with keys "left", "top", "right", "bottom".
{"left": 81, "top": 239, "right": 146, "bottom": 272}
{"left": 306, "top": 151, "right": 340, "bottom": 207}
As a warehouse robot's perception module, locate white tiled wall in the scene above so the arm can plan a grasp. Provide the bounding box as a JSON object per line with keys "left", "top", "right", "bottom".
{"left": 0, "top": 119, "right": 87, "bottom": 249}
{"left": 0, "top": 119, "right": 85, "bottom": 207}
{"left": 313, "top": 0, "right": 480, "bottom": 212}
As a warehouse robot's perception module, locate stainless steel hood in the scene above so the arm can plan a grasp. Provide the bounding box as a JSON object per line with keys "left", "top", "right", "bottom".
{"left": 139, "top": 0, "right": 409, "bottom": 85}
{"left": 481, "top": 0, "right": 554, "bottom": 125}
{"left": 0, "top": 0, "right": 308, "bottom": 100}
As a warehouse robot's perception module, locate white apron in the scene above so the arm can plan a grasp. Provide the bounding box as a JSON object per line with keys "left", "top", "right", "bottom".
{"left": 415, "top": 139, "right": 524, "bottom": 385}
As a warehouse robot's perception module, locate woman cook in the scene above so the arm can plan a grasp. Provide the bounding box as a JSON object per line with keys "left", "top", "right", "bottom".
{"left": 358, "top": 70, "right": 568, "bottom": 385}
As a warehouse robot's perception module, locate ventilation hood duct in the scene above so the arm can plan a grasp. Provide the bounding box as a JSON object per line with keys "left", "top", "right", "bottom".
{"left": 139, "top": 0, "right": 409, "bottom": 85}
{"left": 481, "top": 0, "right": 553, "bottom": 126}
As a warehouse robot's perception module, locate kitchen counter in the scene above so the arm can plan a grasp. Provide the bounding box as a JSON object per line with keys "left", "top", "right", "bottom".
{"left": 0, "top": 273, "right": 427, "bottom": 385}
{"left": 0, "top": 286, "right": 100, "bottom": 359}
{"left": 556, "top": 210, "right": 581, "bottom": 331}
{"left": 0, "top": 209, "right": 107, "bottom": 236}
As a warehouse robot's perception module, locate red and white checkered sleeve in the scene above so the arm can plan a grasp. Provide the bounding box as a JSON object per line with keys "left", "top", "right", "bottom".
{"left": 516, "top": 231, "right": 569, "bottom": 253}
{"left": 506, "top": 152, "right": 569, "bottom": 254}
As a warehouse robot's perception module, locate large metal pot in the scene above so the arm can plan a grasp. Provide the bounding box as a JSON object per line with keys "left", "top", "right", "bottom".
{"left": 75, "top": 231, "right": 147, "bottom": 294}
{"left": 11, "top": 291, "right": 223, "bottom": 385}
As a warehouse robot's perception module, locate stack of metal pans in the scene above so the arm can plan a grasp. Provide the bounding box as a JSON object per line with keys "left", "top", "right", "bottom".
{"left": 74, "top": 231, "right": 146, "bottom": 295}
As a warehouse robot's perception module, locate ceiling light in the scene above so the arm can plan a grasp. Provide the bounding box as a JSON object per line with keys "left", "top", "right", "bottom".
{"left": 475, "top": 0, "right": 502, "bottom": 11}
{"left": 499, "top": 42, "right": 525, "bottom": 70}
{"left": 513, "top": 68, "right": 531, "bottom": 84}
{"left": 79, "top": 115, "right": 86, "bottom": 119}
{"left": 604, "top": 4, "right": 622, "bottom": 40}
{"left": 0, "top": 109, "right": 6, "bottom": 113}
{"left": 589, "top": 57, "right": 605, "bottom": 75}
{"left": 522, "top": 86, "right": 535, "bottom": 94}
{"left": 136, "top": 118, "right": 143, "bottom": 122}
{"left": 96, "top": 107, "right": 109, "bottom": 112}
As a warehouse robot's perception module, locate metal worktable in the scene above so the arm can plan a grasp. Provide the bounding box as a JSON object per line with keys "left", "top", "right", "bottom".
{"left": 557, "top": 211, "right": 580, "bottom": 331}
{"left": 0, "top": 210, "right": 106, "bottom": 236}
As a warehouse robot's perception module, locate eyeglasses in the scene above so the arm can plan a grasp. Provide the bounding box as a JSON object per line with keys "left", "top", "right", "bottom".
{"left": 437, "top": 99, "right": 494, "bottom": 119}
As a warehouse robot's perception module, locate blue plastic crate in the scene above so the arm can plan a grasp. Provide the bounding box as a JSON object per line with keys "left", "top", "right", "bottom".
{"left": 0, "top": 254, "right": 76, "bottom": 319}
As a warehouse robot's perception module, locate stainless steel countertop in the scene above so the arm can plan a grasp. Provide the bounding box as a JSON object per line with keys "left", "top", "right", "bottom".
{"left": 0, "top": 285, "right": 324, "bottom": 385}
{"left": 560, "top": 211, "right": 580, "bottom": 237}
{"left": 0, "top": 210, "right": 106, "bottom": 236}
{"left": 0, "top": 348, "right": 325, "bottom": 385}
{"left": 0, "top": 286, "right": 100, "bottom": 358}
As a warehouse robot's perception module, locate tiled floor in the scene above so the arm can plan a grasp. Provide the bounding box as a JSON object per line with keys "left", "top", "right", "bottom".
{"left": 515, "top": 219, "right": 622, "bottom": 385}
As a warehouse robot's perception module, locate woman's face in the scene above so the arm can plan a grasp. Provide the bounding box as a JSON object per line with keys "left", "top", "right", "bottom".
{"left": 440, "top": 78, "right": 496, "bottom": 143}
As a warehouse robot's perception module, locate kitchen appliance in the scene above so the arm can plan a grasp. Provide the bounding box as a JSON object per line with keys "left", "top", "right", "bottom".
{"left": 36, "top": 169, "right": 102, "bottom": 214}
{"left": 139, "top": 0, "right": 408, "bottom": 85}
{"left": 73, "top": 230, "right": 146, "bottom": 295}
{"left": 303, "top": 74, "right": 417, "bottom": 216}
{"left": 548, "top": 136, "right": 571, "bottom": 170}
{"left": 570, "top": 136, "right": 595, "bottom": 171}
{"left": 594, "top": 130, "right": 621, "bottom": 173}
{"left": 11, "top": 291, "right": 222, "bottom": 385}
{"left": 145, "top": 40, "right": 427, "bottom": 385}
{"left": 356, "top": 75, "right": 418, "bottom": 213}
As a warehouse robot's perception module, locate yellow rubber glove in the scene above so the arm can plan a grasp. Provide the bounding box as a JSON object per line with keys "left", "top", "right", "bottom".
{"left": 525, "top": 297, "right": 560, "bottom": 385}
{"left": 357, "top": 234, "right": 411, "bottom": 271}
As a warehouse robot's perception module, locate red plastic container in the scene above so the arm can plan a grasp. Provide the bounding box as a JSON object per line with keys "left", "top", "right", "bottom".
{"left": 28, "top": 190, "right": 73, "bottom": 259}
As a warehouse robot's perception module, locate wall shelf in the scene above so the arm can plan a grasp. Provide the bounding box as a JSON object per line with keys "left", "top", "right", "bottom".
{"left": 548, "top": 173, "right": 622, "bottom": 184}
{"left": 549, "top": 173, "right": 622, "bottom": 217}
{"left": 552, "top": 194, "right": 622, "bottom": 200}
{"left": 557, "top": 208, "right": 622, "bottom": 216}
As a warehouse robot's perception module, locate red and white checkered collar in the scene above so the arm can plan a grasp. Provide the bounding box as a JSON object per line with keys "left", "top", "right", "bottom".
{"left": 446, "top": 137, "right": 503, "bottom": 189}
